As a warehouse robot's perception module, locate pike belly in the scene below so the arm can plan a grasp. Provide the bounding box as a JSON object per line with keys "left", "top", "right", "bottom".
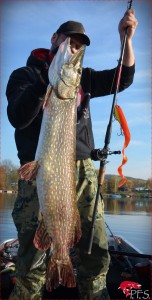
{"left": 35, "top": 90, "right": 79, "bottom": 251}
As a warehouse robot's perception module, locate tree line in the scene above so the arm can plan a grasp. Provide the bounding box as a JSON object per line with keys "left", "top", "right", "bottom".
{"left": 95, "top": 171, "right": 151, "bottom": 194}
{"left": 0, "top": 160, "right": 19, "bottom": 191}
{"left": 0, "top": 159, "right": 151, "bottom": 193}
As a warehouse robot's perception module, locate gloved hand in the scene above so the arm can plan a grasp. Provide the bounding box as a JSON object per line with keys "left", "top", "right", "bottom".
{"left": 40, "top": 58, "right": 50, "bottom": 86}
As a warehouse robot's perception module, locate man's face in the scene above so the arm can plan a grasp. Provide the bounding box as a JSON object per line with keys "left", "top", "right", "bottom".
{"left": 51, "top": 33, "right": 85, "bottom": 54}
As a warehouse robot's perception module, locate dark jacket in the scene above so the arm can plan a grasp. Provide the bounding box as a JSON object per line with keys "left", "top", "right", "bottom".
{"left": 6, "top": 48, "right": 135, "bottom": 165}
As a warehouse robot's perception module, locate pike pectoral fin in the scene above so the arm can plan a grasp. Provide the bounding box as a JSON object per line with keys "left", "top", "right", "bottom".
{"left": 33, "top": 219, "right": 51, "bottom": 250}
{"left": 46, "top": 256, "right": 76, "bottom": 292}
{"left": 43, "top": 85, "right": 52, "bottom": 109}
{"left": 19, "top": 161, "right": 39, "bottom": 181}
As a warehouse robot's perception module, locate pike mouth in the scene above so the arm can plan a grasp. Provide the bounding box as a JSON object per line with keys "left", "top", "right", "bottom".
{"left": 65, "top": 37, "right": 86, "bottom": 67}
{"left": 48, "top": 38, "right": 85, "bottom": 96}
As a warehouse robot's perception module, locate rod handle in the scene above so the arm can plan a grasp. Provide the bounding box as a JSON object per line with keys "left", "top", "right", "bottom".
{"left": 85, "top": 185, "right": 101, "bottom": 255}
{"left": 98, "top": 163, "right": 106, "bottom": 185}
{"left": 87, "top": 227, "right": 94, "bottom": 255}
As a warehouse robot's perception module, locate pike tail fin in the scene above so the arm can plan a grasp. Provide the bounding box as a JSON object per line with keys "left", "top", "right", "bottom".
{"left": 46, "top": 256, "right": 76, "bottom": 292}
{"left": 33, "top": 219, "right": 51, "bottom": 250}
{"left": 19, "top": 161, "right": 39, "bottom": 181}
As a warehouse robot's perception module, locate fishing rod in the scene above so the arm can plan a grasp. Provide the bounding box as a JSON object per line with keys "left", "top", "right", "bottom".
{"left": 86, "top": 0, "right": 133, "bottom": 255}
{"left": 105, "top": 222, "right": 152, "bottom": 259}
{"left": 109, "top": 250, "right": 152, "bottom": 260}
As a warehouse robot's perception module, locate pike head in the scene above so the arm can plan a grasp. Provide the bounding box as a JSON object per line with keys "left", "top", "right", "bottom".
{"left": 48, "top": 38, "right": 86, "bottom": 100}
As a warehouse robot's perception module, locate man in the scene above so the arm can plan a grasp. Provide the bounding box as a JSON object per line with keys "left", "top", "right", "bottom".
{"left": 6, "top": 9, "right": 138, "bottom": 300}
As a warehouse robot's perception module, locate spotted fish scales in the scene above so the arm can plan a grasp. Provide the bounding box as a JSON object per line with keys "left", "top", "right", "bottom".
{"left": 19, "top": 38, "right": 85, "bottom": 291}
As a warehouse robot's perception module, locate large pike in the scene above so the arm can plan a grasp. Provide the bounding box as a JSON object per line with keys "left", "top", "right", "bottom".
{"left": 19, "top": 38, "right": 85, "bottom": 291}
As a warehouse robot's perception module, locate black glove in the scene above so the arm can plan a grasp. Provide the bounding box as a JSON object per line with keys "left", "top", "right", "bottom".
{"left": 40, "top": 57, "right": 51, "bottom": 85}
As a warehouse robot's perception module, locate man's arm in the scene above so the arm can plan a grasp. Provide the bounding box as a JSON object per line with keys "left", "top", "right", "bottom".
{"left": 118, "top": 9, "right": 138, "bottom": 66}
{"left": 88, "top": 9, "right": 137, "bottom": 98}
{"left": 6, "top": 67, "right": 47, "bottom": 129}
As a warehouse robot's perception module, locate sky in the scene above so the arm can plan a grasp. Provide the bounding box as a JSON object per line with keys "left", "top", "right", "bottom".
{"left": 0, "top": 0, "right": 151, "bottom": 180}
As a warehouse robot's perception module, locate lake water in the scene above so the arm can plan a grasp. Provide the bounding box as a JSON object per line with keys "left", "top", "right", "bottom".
{"left": 0, "top": 193, "right": 151, "bottom": 254}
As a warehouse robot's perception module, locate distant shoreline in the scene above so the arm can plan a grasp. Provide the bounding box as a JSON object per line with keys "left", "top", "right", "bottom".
{"left": 0, "top": 190, "right": 151, "bottom": 199}
{"left": 0, "top": 190, "right": 18, "bottom": 194}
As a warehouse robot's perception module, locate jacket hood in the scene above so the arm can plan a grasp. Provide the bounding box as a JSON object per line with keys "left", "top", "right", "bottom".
{"left": 26, "top": 48, "right": 52, "bottom": 67}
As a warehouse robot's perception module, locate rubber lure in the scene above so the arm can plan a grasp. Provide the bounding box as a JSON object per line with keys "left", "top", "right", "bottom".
{"left": 114, "top": 104, "right": 131, "bottom": 187}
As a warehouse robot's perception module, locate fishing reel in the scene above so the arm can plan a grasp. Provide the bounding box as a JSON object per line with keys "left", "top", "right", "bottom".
{"left": 91, "top": 148, "right": 121, "bottom": 161}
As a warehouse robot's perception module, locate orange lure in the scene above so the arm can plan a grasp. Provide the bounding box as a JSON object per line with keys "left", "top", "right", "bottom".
{"left": 114, "top": 105, "right": 131, "bottom": 187}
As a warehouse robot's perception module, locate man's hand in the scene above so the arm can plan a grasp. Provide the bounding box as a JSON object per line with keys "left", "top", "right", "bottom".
{"left": 118, "top": 9, "right": 138, "bottom": 41}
